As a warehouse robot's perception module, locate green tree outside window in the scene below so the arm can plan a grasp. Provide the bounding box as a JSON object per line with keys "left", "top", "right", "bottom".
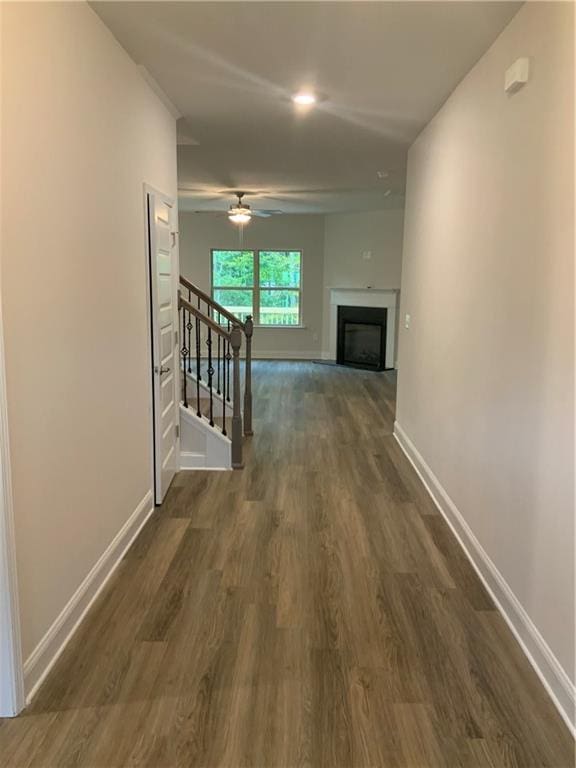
{"left": 212, "top": 250, "right": 302, "bottom": 325}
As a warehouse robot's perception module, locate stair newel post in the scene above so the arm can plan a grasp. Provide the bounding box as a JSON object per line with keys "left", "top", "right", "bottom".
{"left": 221, "top": 330, "right": 227, "bottom": 437}
{"left": 231, "top": 323, "right": 243, "bottom": 469}
{"left": 243, "top": 315, "right": 254, "bottom": 436}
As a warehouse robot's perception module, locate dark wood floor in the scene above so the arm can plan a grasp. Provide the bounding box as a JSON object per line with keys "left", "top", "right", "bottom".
{"left": 1, "top": 361, "right": 573, "bottom": 767}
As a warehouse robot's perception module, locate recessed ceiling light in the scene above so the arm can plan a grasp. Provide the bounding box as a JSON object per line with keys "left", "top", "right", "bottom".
{"left": 376, "top": 170, "right": 389, "bottom": 179}
{"left": 292, "top": 91, "right": 317, "bottom": 106}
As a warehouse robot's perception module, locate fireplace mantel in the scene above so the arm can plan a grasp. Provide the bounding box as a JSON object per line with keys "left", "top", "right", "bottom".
{"left": 328, "top": 287, "right": 398, "bottom": 369}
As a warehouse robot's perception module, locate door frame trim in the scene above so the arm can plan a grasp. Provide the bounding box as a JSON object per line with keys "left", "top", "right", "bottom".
{"left": 0, "top": 287, "right": 25, "bottom": 716}
{"left": 143, "top": 184, "right": 180, "bottom": 505}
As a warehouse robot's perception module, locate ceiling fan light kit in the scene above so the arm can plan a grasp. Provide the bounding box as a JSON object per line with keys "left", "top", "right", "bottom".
{"left": 228, "top": 210, "right": 252, "bottom": 224}
{"left": 228, "top": 192, "right": 252, "bottom": 225}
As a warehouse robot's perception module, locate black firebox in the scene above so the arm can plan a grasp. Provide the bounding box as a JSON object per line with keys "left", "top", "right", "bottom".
{"left": 336, "top": 305, "right": 387, "bottom": 371}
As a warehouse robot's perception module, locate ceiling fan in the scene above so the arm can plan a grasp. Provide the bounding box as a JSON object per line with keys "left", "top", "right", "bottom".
{"left": 227, "top": 192, "right": 282, "bottom": 224}
{"left": 178, "top": 187, "right": 283, "bottom": 221}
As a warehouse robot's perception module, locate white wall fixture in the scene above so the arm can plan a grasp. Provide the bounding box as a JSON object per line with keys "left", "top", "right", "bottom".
{"left": 505, "top": 57, "right": 530, "bottom": 93}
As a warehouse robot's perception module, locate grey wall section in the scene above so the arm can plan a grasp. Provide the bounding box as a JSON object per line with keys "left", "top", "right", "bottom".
{"left": 179, "top": 213, "right": 326, "bottom": 357}
{"left": 397, "top": 0, "right": 574, "bottom": 687}
{"left": 322, "top": 210, "right": 404, "bottom": 359}
{"left": 323, "top": 210, "right": 404, "bottom": 289}
{"left": 1, "top": 2, "right": 177, "bottom": 661}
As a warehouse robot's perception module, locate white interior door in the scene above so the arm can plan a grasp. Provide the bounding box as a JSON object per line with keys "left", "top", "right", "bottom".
{"left": 147, "top": 191, "right": 179, "bottom": 504}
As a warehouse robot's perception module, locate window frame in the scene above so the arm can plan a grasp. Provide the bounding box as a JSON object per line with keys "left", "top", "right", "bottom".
{"left": 211, "top": 248, "right": 303, "bottom": 327}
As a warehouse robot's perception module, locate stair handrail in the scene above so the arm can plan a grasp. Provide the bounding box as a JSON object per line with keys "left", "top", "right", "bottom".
{"left": 179, "top": 275, "right": 245, "bottom": 330}
{"left": 179, "top": 275, "right": 253, "bottom": 437}
{"left": 179, "top": 294, "right": 243, "bottom": 468}
{"left": 179, "top": 295, "right": 232, "bottom": 341}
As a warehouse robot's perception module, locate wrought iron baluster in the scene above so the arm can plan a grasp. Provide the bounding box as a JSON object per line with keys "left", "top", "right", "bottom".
{"left": 217, "top": 319, "right": 221, "bottom": 395}
{"left": 180, "top": 302, "right": 188, "bottom": 408}
{"left": 197, "top": 294, "right": 202, "bottom": 382}
{"left": 195, "top": 316, "right": 201, "bottom": 417}
{"left": 207, "top": 327, "right": 214, "bottom": 427}
{"left": 186, "top": 289, "right": 192, "bottom": 373}
{"left": 226, "top": 319, "right": 231, "bottom": 402}
{"left": 221, "top": 334, "right": 227, "bottom": 436}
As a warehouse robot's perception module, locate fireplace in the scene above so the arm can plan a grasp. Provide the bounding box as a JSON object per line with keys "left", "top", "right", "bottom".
{"left": 337, "top": 305, "right": 387, "bottom": 371}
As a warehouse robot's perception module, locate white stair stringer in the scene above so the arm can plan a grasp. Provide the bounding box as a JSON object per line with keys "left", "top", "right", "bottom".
{"left": 179, "top": 403, "right": 231, "bottom": 470}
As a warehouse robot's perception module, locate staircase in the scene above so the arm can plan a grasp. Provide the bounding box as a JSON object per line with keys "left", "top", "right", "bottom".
{"left": 178, "top": 276, "right": 253, "bottom": 470}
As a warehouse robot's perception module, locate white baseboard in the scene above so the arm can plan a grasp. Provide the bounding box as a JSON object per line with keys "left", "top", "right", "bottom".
{"left": 252, "top": 351, "right": 323, "bottom": 360}
{"left": 393, "top": 421, "right": 575, "bottom": 736}
{"left": 23, "top": 490, "right": 154, "bottom": 702}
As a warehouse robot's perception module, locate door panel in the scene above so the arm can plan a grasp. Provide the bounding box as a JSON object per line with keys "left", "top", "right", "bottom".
{"left": 161, "top": 373, "right": 175, "bottom": 412}
{"left": 160, "top": 326, "right": 173, "bottom": 361}
{"left": 148, "top": 191, "right": 179, "bottom": 503}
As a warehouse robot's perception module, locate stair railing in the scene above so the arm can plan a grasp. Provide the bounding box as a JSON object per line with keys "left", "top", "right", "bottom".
{"left": 179, "top": 276, "right": 253, "bottom": 436}
{"left": 179, "top": 294, "right": 244, "bottom": 469}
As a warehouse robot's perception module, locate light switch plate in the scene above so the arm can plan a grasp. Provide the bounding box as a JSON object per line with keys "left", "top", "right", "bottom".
{"left": 405, "top": 313, "right": 411, "bottom": 329}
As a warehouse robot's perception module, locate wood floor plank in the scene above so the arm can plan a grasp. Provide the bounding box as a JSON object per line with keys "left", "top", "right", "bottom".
{"left": 0, "top": 362, "right": 573, "bottom": 767}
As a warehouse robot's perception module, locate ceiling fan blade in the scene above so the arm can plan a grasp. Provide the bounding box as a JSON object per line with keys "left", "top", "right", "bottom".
{"left": 179, "top": 191, "right": 226, "bottom": 202}
{"left": 252, "top": 209, "right": 282, "bottom": 218}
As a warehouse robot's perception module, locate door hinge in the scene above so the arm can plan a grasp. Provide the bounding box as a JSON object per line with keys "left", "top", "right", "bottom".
{"left": 175, "top": 424, "right": 180, "bottom": 439}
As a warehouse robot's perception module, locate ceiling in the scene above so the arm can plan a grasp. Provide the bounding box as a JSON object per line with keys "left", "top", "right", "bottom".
{"left": 92, "top": 1, "right": 521, "bottom": 214}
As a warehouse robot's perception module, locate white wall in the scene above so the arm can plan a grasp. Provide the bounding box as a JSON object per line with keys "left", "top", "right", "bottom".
{"left": 179, "top": 213, "right": 325, "bottom": 357}
{"left": 396, "top": 0, "right": 574, "bottom": 723}
{"left": 180, "top": 209, "right": 404, "bottom": 359}
{"left": 1, "top": 0, "right": 177, "bottom": 684}
{"left": 323, "top": 210, "right": 404, "bottom": 357}
{"left": 323, "top": 209, "right": 404, "bottom": 289}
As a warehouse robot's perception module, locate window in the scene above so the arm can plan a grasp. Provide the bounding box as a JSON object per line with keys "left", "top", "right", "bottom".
{"left": 211, "top": 250, "right": 254, "bottom": 322}
{"left": 211, "top": 249, "right": 302, "bottom": 326}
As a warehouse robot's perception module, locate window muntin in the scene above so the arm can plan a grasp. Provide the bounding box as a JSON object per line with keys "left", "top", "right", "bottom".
{"left": 212, "top": 249, "right": 302, "bottom": 326}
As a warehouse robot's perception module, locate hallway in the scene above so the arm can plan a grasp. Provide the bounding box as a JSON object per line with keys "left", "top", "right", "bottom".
{"left": 0, "top": 362, "right": 573, "bottom": 767}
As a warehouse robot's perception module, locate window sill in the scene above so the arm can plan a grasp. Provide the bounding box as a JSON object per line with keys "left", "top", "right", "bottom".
{"left": 254, "top": 324, "right": 307, "bottom": 329}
